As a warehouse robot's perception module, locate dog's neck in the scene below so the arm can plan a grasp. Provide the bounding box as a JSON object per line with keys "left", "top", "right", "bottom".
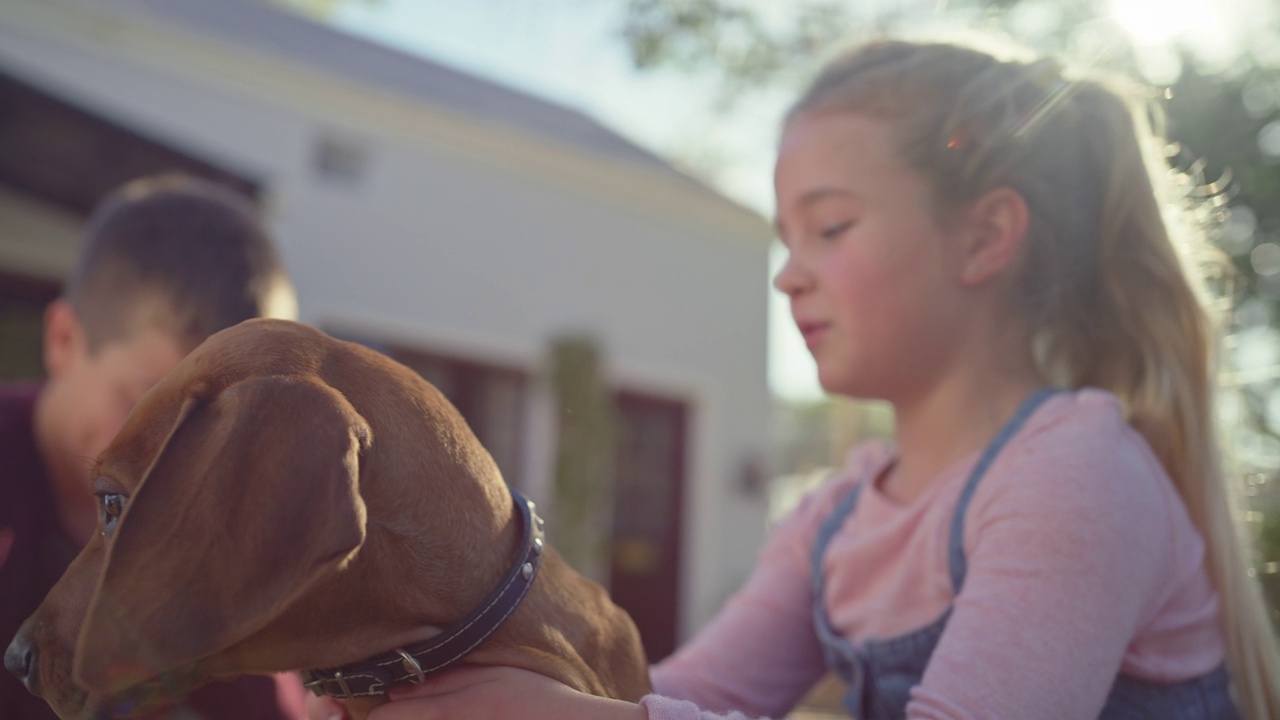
{"left": 298, "top": 490, "right": 545, "bottom": 702}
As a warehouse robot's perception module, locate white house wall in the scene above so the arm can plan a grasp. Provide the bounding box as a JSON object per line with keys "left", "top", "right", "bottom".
{"left": 0, "top": 0, "right": 773, "bottom": 638}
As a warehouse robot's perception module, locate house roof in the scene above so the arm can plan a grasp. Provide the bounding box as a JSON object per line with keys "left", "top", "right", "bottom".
{"left": 76, "top": 0, "right": 710, "bottom": 185}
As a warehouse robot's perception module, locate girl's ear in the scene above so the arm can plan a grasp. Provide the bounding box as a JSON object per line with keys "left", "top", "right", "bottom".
{"left": 958, "top": 187, "right": 1029, "bottom": 286}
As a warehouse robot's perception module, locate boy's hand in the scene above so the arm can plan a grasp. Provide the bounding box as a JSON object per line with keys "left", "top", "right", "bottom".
{"left": 368, "top": 666, "right": 647, "bottom": 720}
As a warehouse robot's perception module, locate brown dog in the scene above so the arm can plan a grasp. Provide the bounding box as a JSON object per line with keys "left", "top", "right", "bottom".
{"left": 5, "top": 319, "right": 650, "bottom": 719}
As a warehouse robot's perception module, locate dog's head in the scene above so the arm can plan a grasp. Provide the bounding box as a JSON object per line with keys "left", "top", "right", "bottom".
{"left": 5, "top": 319, "right": 510, "bottom": 718}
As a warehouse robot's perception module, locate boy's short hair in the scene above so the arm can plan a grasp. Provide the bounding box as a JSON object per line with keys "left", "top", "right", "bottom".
{"left": 65, "top": 174, "right": 296, "bottom": 352}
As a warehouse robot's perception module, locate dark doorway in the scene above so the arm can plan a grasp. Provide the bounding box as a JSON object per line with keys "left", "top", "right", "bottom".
{"left": 610, "top": 391, "right": 687, "bottom": 662}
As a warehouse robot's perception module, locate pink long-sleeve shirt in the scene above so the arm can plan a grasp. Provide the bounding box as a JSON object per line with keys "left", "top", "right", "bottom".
{"left": 641, "top": 389, "right": 1226, "bottom": 720}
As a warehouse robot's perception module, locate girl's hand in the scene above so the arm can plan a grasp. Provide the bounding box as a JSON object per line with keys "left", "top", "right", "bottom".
{"left": 306, "top": 694, "right": 350, "bottom": 720}
{"left": 367, "top": 665, "right": 646, "bottom": 720}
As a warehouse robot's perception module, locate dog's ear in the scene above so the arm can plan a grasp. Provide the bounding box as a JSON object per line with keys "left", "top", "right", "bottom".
{"left": 73, "top": 375, "right": 371, "bottom": 694}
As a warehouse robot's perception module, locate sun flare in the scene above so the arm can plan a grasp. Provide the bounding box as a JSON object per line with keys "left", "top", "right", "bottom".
{"left": 1111, "top": 0, "right": 1216, "bottom": 46}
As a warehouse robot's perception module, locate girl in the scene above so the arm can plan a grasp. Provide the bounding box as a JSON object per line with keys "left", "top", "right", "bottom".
{"left": 368, "top": 39, "right": 1280, "bottom": 720}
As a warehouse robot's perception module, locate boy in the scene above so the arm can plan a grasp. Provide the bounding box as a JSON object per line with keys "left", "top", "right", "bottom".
{"left": 0, "top": 174, "right": 307, "bottom": 719}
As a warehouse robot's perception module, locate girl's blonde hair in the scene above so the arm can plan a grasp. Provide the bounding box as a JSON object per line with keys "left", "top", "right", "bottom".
{"left": 786, "top": 40, "right": 1280, "bottom": 717}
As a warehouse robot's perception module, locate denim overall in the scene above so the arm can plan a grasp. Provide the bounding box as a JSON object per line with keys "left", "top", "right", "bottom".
{"left": 810, "top": 389, "right": 1239, "bottom": 720}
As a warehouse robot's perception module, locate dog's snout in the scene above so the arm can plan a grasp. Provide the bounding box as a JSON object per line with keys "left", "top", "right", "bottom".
{"left": 4, "top": 631, "right": 39, "bottom": 692}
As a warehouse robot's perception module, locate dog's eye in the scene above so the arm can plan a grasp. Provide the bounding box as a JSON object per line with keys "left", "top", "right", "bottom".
{"left": 97, "top": 493, "right": 127, "bottom": 536}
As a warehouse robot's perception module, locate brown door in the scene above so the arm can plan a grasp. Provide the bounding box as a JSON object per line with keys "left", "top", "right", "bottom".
{"left": 609, "top": 391, "right": 687, "bottom": 662}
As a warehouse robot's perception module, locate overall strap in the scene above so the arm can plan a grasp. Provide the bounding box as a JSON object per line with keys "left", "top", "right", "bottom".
{"left": 810, "top": 482, "right": 864, "bottom": 593}
{"left": 947, "top": 388, "right": 1059, "bottom": 592}
{"left": 810, "top": 479, "right": 866, "bottom": 680}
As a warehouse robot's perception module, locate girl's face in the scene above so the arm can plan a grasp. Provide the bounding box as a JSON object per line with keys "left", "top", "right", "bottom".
{"left": 773, "top": 111, "right": 971, "bottom": 401}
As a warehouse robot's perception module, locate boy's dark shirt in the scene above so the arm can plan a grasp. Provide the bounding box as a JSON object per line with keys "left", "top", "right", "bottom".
{"left": 0, "top": 383, "right": 308, "bottom": 719}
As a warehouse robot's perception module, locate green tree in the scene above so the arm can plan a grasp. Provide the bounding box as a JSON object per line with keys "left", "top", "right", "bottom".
{"left": 549, "top": 336, "right": 619, "bottom": 584}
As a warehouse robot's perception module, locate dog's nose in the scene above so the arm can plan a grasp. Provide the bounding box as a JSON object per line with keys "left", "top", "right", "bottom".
{"left": 4, "top": 632, "right": 39, "bottom": 692}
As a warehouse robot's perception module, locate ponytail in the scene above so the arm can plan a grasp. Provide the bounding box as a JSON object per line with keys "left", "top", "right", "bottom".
{"left": 1066, "top": 80, "right": 1280, "bottom": 720}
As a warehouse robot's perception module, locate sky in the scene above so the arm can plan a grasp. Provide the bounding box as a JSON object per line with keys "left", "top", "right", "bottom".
{"left": 320, "top": 0, "right": 825, "bottom": 401}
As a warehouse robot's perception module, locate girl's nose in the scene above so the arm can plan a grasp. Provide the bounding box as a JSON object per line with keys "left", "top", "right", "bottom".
{"left": 773, "top": 251, "right": 812, "bottom": 298}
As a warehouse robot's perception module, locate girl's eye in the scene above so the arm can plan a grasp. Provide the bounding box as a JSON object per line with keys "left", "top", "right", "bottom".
{"left": 820, "top": 220, "right": 855, "bottom": 239}
{"left": 97, "top": 493, "right": 127, "bottom": 536}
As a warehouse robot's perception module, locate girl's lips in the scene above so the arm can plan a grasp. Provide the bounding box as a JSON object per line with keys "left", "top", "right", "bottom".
{"left": 797, "top": 321, "right": 830, "bottom": 348}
